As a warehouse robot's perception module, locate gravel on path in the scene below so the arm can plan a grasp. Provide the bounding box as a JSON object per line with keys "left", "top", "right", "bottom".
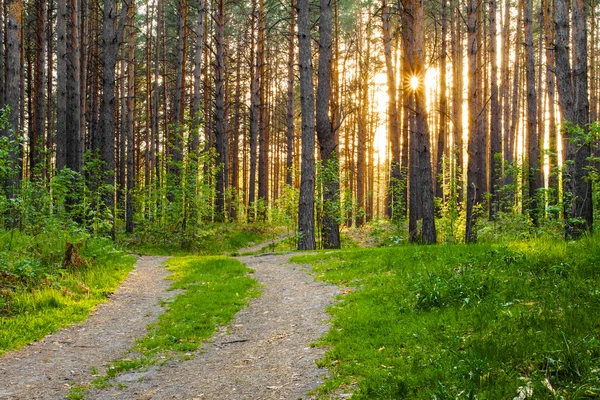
{"left": 0, "top": 256, "right": 174, "bottom": 400}
{"left": 86, "top": 253, "right": 339, "bottom": 400}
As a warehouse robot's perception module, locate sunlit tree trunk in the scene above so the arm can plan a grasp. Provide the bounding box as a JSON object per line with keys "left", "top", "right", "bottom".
{"left": 214, "top": 0, "right": 227, "bottom": 221}
{"left": 191, "top": 0, "right": 205, "bottom": 153}
{"left": 248, "top": 0, "right": 259, "bottom": 221}
{"left": 316, "top": 0, "right": 340, "bottom": 249}
{"left": 489, "top": 0, "right": 501, "bottom": 219}
{"left": 31, "top": 0, "right": 46, "bottom": 177}
{"left": 382, "top": 0, "right": 401, "bottom": 220}
{"left": 286, "top": 0, "right": 295, "bottom": 187}
{"left": 257, "top": 0, "right": 268, "bottom": 220}
{"left": 125, "top": 0, "right": 135, "bottom": 233}
{"left": 296, "top": 0, "right": 316, "bottom": 250}
{"left": 435, "top": 0, "right": 448, "bottom": 201}
{"left": 543, "top": 0, "right": 558, "bottom": 192}
{"left": 465, "top": 0, "right": 486, "bottom": 242}
{"left": 555, "top": 0, "right": 593, "bottom": 237}
{"left": 524, "top": 0, "right": 541, "bottom": 225}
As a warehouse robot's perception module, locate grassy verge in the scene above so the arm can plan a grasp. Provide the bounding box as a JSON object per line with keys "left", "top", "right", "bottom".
{"left": 86, "top": 256, "right": 260, "bottom": 392}
{"left": 294, "top": 236, "right": 600, "bottom": 399}
{"left": 119, "top": 223, "right": 274, "bottom": 256}
{"left": 0, "top": 229, "right": 136, "bottom": 355}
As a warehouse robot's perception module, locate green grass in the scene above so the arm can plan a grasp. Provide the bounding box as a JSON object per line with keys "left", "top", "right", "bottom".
{"left": 120, "top": 223, "right": 272, "bottom": 256}
{"left": 88, "top": 256, "right": 260, "bottom": 389}
{"left": 294, "top": 235, "right": 600, "bottom": 399}
{"left": 0, "top": 230, "right": 136, "bottom": 355}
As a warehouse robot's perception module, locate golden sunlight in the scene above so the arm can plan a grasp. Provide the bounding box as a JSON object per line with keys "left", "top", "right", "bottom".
{"left": 409, "top": 75, "right": 420, "bottom": 91}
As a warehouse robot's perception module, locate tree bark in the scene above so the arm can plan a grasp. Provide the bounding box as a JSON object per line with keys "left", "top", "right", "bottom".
{"left": 465, "top": 0, "right": 486, "bottom": 242}
{"left": 489, "top": 0, "right": 501, "bottom": 219}
{"left": 214, "top": 0, "right": 227, "bottom": 221}
{"left": 316, "top": 0, "right": 340, "bottom": 249}
{"left": 296, "top": 0, "right": 316, "bottom": 250}
{"left": 524, "top": 0, "right": 541, "bottom": 225}
{"left": 285, "top": 0, "right": 295, "bottom": 187}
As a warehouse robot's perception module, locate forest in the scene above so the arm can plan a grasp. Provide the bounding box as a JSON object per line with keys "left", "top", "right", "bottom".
{"left": 0, "top": 0, "right": 600, "bottom": 398}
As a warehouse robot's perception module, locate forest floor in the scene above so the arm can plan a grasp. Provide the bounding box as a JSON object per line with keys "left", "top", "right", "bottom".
{"left": 0, "top": 242, "right": 339, "bottom": 400}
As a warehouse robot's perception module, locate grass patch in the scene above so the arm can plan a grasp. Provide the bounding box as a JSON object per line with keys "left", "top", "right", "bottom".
{"left": 0, "top": 229, "right": 135, "bottom": 355}
{"left": 120, "top": 223, "right": 273, "bottom": 256}
{"left": 294, "top": 235, "right": 600, "bottom": 399}
{"left": 89, "top": 256, "right": 260, "bottom": 387}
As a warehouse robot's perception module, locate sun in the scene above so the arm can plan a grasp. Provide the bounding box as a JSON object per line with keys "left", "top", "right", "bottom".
{"left": 409, "top": 75, "right": 420, "bottom": 91}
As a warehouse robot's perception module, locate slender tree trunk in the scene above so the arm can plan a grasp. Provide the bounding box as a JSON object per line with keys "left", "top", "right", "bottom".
{"left": 125, "top": 0, "right": 135, "bottom": 233}
{"left": 465, "top": 0, "right": 486, "bottom": 242}
{"left": 192, "top": 0, "right": 205, "bottom": 153}
{"left": 56, "top": 0, "right": 67, "bottom": 171}
{"left": 316, "top": 0, "right": 340, "bottom": 248}
{"left": 435, "top": 0, "right": 448, "bottom": 200}
{"left": 524, "top": 0, "right": 541, "bottom": 225}
{"left": 555, "top": 0, "right": 593, "bottom": 237}
{"left": 66, "top": 0, "right": 81, "bottom": 172}
{"left": 382, "top": 0, "right": 401, "bottom": 219}
{"left": 248, "top": 0, "right": 259, "bottom": 221}
{"left": 286, "top": 0, "right": 295, "bottom": 187}
{"left": 489, "top": 0, "right": 501, "bottom": 219}
{"left": 297, "top": 0, "right": 316, "bottom": 250}
{"left": 257, "top": 0, "right": 268, "bottom": 220}
{"left": 406, "top": 0, "right": 436, "bottom": 244}
{"left": 543, "top": 0, "right": 558, "bottom": 192}
{"left": 169, "top": 0, "right": 188, "bottom": 194}
{"left": 31, "top": 0, "right": 46, "bottom": 177}
{"left": 4, "top": 0, "right": 22, "bottom": 187}
{"left": 214, "top": 0, "right": 227, "bottom": 221}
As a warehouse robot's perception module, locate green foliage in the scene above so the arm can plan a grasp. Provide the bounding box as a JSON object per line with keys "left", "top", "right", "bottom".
{"left": 295, "top": 236, "right": 600, "bottom": 398}
{"left": 0, "top": 229, "right": 135, "bottom": 354}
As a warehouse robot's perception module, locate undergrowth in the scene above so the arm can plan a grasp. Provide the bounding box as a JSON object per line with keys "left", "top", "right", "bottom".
{"left": 83, "top": 256, "right": 259, "bottom": 395}
{"left": 119, "top": 223, "right": 273, "bottom": 256}
{"left": 294, "top": 235, "right": 600, "bottom": 399}
{"left": 0, "top": 228, "right": 135, "bottom": 355}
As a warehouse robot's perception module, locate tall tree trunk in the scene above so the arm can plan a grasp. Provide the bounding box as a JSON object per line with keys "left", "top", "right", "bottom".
{"left": 555, "top": 0, "right": 593, "bottom": 237}
{"left": 125, "top": 0, "right": 135, "bottom": 233}
{"left": 543, "top": 0, "right": 558, "bottom": 192}
{"left": 316, "top": 0, "right": 340, "bottom": 249}
{"left": 248, "top": 0, "right": 259, "bottom": 221}
{"left": 465, "top": 0, "right": 486, "bottom": 242}
{"left": 31, "top": 0, "right": 46, "bottom": 177}
{"left": 489, "top": 0, "right": 501, "bottom": 219}
{"left": 450, "top": 0, "right": 463, "bottom": 202}
{"left": 406, "top": 0, "right": 436, "bottom": 244}
{"left": 285, "top": 0, "right": 295, "bottom": 187}
{"left": 296, "top": 0, "right": 316, "bottom": 250}
{"left": 257, "top": 0, "right": 268, "bottom": 220}
{"left": 524, "top": 0, "right": 541, "bottom": 225}
{"left": 4, "top": 0, "right": 22, "bottom": 189}
{"left": 56, "top": 0, "right": 67, "bottom": 171}
{"left": 169, "top": 0, "right": 188, "bottom": 194}
{"left": 382, "top": 0, "right": 401, "bottom": 220}
{"left": 192, "top": 0, "right": 205, "bottom": 153}
{"left": 435, "top": 0, "right": 448, "bottom": 200}
{"left": 214, "top": 0, "right": 227, "bottom": 221}
{"left": 66, "top": 0, "right": 81, "bottom": 172}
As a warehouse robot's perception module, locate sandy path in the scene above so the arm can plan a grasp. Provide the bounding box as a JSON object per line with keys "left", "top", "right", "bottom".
{"left": 0, "top": 256, "right": 174, "bottom": 400}
{"left": 86, "top": 253, "right": 338, "bottom": 400}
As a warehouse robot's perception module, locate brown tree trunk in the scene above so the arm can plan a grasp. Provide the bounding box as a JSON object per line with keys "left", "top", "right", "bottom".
{"left": 489, "top": 0, "right": 501, "bottom": 219}
{"left": 257, "top": 0, "right": 268, "bottom": 221}
{"left": 285, "top": 0, "right": 295, "bottom": 187}
{"left": 296, "top": 0, "right": 316, "bottom": 250}
{"left": 524, "top": 0, "right": 541, "bottom": 225}
{"left": 316, "top": 0, "right": 340, "bottom": 249}
{"left": 31, "top": 0, "right": 46, "bottom": 177}
{"left": 555, "top": 0, "right": 593, "bottom": 237}
{"left": 214, "top": 0, "right": 227, "bottom": 221}
{"left": 192, "top": 0, "right": 205, "bottom": 153}
{"left": 465, "top": 0, "right": 486, "bottom": 242}
{"left": 382, "top": 0, "right": 401, "bottom": 220}
{"left": 406, "top": 0, "right": 436, "bottom": 244}
{"left": 543, "top": 0, "right": 558, "bottom": 192}
{"left": 248, "top": 0, "right": 259, "bottom": 221}
{"left": 435, "top": 0, "right": 448, "bottom": 200}
{"left": 125, "top": 0, "right": 135, "bottom": 233}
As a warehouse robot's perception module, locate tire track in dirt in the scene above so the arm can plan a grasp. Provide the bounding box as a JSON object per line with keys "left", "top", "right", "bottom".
{"left": 0, "top": 256, "right": 174, "bottom": 400}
